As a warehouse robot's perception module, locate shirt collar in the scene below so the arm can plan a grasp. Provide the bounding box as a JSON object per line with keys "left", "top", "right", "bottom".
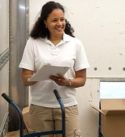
{"left": 44, "top": 33, "right": 73, "bottom": 45}
{"left": 63, "top": 33, "right": 73, "bottom": 42}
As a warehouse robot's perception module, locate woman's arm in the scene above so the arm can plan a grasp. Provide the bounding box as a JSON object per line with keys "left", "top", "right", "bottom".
{"left": 21, "top": 68, "right": 37, "bottom": 86}
{"left": 69, "top": 69, "right": 86, "bottom": 88}
{"left": 50, "top": 69, "right": 86, "bottom": 88}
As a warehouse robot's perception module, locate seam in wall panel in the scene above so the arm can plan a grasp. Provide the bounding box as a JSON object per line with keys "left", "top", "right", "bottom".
{"left": 0, "top": 48, "right": 9, "bottom": 70}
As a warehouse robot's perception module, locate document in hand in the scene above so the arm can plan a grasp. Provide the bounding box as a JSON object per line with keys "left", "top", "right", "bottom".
{"left": 29, "top": 65, "right": 69, "bottom": 81}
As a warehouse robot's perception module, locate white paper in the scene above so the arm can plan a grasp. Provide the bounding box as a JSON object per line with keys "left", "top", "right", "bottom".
{"left": 29, "top": 65, "right": 69, "bottom": 81}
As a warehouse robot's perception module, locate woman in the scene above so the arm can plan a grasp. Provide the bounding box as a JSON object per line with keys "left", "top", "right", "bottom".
{"left": 19, "top": 1, "right": 89, "bottom": 137}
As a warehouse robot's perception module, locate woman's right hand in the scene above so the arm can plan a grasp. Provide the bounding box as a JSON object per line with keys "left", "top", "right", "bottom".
{"left": 21, "top": 69, "right": 37, "bottom": 86}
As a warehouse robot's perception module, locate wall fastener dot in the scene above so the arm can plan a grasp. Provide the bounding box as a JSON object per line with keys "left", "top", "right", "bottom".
{"left": 123, "top": 67, "right": 125, "bottom": 71}
{"left": 94, "top": 67, "right": 97, "bottom": 71}
{"left": 108, "top": 67, "right": 112, "bottom": 70}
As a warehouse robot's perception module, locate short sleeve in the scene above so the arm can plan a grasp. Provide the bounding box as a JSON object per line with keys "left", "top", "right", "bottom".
{"left": 74, "top": 39, "right": 90, "bottom": 71}
{"left": 19, "top": 38, "right": 35, "bottom": 70}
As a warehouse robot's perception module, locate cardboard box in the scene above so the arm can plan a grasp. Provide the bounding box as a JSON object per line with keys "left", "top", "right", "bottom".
{"left": 91, "top": 99, "right": 125, "bottom": 137}
{"left": 101, "top": 99, "right": 125, "bottom": 137}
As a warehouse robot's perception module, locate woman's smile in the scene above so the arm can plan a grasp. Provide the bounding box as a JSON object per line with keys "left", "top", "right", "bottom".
{"left": 44, "top": 9, "right": 66, "bottom": 39}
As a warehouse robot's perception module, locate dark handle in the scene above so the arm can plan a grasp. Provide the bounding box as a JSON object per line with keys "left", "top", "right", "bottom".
{"left": 1, "top": 93, "right": 13, "bottom": 104}
{"left": 53, "top": 89, "right": 61, "bottom": 100}
{"left": 1, "top": 93, "right": 24, "bottom": 137}
{"left": 53, "top": 89, "right": 65, "bottom": 137}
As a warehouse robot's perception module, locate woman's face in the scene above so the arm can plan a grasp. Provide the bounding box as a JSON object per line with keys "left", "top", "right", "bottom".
{"left": 44, "top": 9, "right": 66, "bottom": 39}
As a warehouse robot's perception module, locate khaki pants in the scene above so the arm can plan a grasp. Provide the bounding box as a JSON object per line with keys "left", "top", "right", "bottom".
{"left": 26, "top": 105, "right": 81, "bottom": 137}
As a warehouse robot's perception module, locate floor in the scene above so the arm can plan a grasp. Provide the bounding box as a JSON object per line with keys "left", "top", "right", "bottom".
{"left": 5, "top": 131, "right": 19, "bottom": 137}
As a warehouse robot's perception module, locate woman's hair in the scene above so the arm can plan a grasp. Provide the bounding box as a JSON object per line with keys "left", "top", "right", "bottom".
{"left": 30, "top": 1, "right": 74, "bottom": 39}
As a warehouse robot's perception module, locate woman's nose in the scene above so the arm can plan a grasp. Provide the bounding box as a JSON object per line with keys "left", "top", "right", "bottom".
{"left": 57, "top": 20, "right": 62, "bottom": 25}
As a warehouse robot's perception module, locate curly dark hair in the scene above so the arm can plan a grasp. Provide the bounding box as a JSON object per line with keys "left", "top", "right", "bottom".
{"left": 30, "top": 1, "right": 75, "bottom": 39}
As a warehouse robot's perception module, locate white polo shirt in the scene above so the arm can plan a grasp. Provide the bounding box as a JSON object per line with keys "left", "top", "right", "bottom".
{"left": 19, "top": 33, "right": 89, "bottom": 108}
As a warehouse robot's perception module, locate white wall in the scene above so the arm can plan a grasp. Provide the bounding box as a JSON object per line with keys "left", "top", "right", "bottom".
{"left": 0, "top": 0, "right": 9, "bottom": 53}
{"left": 29, "top": 0, "right": 125, "bottom": 79}
{"left": 76, "top": 79, "right": 100, "bottom": 137}
{"left": 0, "top": 0, "right": 9, "bottom": 135}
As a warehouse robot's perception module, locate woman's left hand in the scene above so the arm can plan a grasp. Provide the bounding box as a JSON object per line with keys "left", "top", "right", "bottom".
{"left": 49, "top": 69, "right": 86, "bottom": 87}
{"left": 49, "top": 74, "right": 68, "bottom": 86}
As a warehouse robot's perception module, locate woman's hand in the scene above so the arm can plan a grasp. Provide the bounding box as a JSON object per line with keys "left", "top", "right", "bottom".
{"left": 50, "top": 74, "right": 69, "bottom": 86}
{"left": 21, "top": 69, "right": 37, "bottom": 86}
{"left": 50, "top": 69, "right": 87, "bottom": 88}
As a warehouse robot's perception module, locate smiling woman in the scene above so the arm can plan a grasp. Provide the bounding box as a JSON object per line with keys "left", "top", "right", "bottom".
{"left": 44, "top": 8, "right": 66, "bottom": 44}
{"left": 19, "top": 1, "right": 89, "bottom": 137}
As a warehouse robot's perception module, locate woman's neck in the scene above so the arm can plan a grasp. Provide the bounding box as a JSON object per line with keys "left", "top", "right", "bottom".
{"left": 50, "top": 35, "right": 63, "bottom": 45}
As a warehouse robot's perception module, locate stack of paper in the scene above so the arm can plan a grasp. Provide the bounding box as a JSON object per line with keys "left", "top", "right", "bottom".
{"left": 29, "top": 65, "right": 69, "bottom": 81}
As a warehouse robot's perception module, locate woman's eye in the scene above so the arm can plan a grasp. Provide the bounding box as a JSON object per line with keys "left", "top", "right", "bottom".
{"left": 52, "top": 19, "right": 57, "bottom": 22}
{"left": 61, "top": 18, "right": 65, "bottom": 21}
